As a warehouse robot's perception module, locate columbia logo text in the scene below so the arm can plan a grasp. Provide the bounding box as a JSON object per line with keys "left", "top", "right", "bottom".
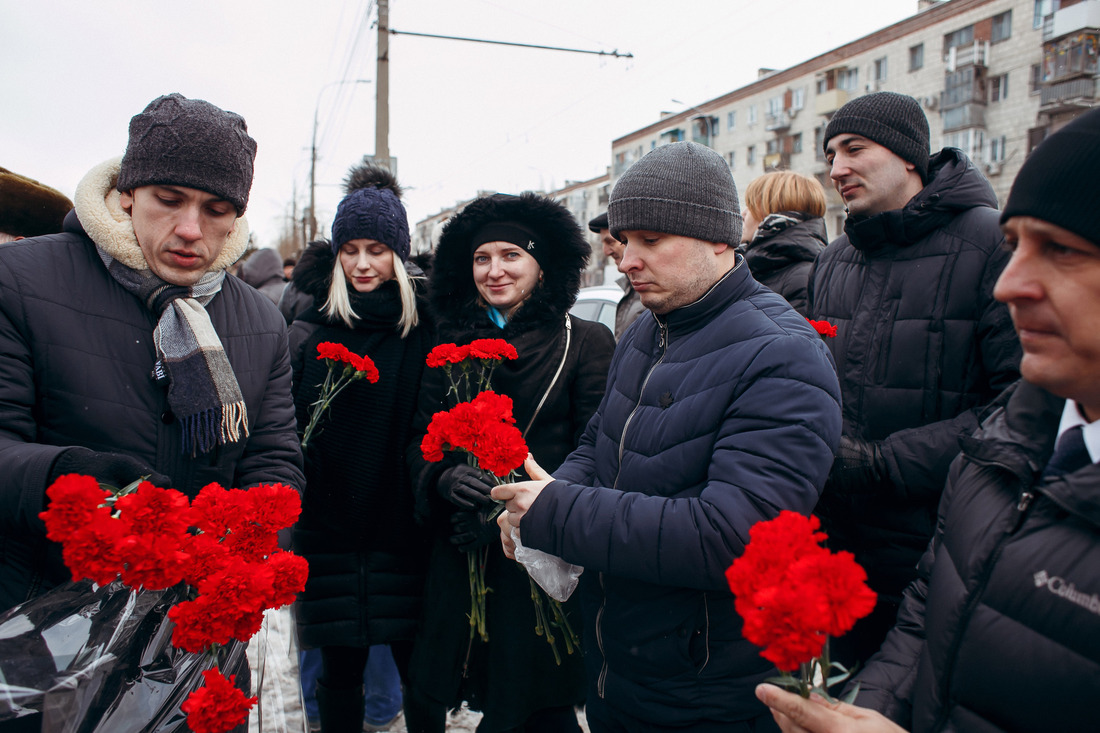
{"left": 1033, "top": 570, "right": 1100, "bottom": 616}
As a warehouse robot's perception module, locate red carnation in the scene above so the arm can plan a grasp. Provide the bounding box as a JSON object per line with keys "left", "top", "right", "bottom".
{"left": 806, "top": 318, "right": 838, "bottom": 338}
{"left": 426, "top": 343, "right": 471, "bottom": 367}
{"left": 114, "top": 481, "right": 194, "bottom": 538}
{"left": 265, "top": 551, "right": 310, "bottom": 608}
{"left": 40, "top": 474, "right": 112, "bottom": 542}
{"left": 180, "top": 667, "right": 257, "bottom": 733}
{"left": 466, "top": 338, "right": 519, "bottom": 361}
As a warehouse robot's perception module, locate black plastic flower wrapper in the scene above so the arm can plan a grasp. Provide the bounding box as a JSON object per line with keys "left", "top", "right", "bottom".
{"left": 0, "top": 580, "right": 248, "bottom": 732}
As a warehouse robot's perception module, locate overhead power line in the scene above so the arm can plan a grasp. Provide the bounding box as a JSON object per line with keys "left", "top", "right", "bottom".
{"left": 387, "top": 29, "right": 633, "bottom": 58}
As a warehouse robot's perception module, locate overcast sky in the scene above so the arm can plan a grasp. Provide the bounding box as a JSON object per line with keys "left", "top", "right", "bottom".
{"left": 2, "top": 0, "right": 918, "bottom": 247}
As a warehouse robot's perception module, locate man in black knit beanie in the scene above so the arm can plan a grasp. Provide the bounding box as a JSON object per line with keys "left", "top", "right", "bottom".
{"left": 808, "top": 91, "right": 1021, "bottom": 670}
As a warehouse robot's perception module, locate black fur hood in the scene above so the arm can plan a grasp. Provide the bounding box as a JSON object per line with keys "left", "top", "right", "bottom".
{"left": 290, "top": 240, "right": 340, "bottom": 299}
{"left": 430, "top": 192, "right": 590, "bottom": 337}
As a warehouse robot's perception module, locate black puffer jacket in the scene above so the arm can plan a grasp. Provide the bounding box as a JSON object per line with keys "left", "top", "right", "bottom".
{"left": 0, "top": 167, "right": 304, "bottom": 612}
{"left": 855, "top": 380, "right": 1100, "bottom": 732}
{"left": 809, "top": 149, "right": 1021, "bottom": 606}
{"left": 741, "top": 213, "right": 827, "bottom": 316}
{"left": 407, "top": 193, "right": 615, "bottom": 731}
{"left": 289, "top": 242, "right": 434, "bottom": 648}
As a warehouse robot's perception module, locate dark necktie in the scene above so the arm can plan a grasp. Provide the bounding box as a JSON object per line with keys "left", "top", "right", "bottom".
{"left": 1042, "top": 425, "right": 1092, "bottom": 479}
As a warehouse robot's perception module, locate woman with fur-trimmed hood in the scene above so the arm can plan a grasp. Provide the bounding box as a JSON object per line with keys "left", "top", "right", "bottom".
{"left": 288, "top": 162, "right": 439, "bottom": 732}
{"left": 407, "top": 193, "right": 615, "bottom": 732}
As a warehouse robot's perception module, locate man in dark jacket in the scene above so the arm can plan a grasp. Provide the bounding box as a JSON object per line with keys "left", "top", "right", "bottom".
{"left": 809, "top": 92, "right": 1020, "bottom": 667}
{"left": 494, "top": 142, "right": 842, "bottom": 732}
{"left": 588, "top": 211, "right": 644, "bottom": 339}
{"left": 0, "top": 93, "right": 304, "bottom": 612}
{"left": 757, "top": 101, "right": 1100, "bottom": 733}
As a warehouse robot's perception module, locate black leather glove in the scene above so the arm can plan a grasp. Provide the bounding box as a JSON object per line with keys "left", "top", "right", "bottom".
{"left": 828, "top": 436, "right": 888, "bottom": 495}
{"left": 48, "top": 447, "right": 172, "bottom": 490}
{"left": 436, "top": 464, "right": 494, "bottom": 510}
{"left": 449, "top": 508, "right": 500, "bottom": 552}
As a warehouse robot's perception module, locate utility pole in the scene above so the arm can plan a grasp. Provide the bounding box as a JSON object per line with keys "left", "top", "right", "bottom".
{"left": 310, "top": 78, "right": 372, "bottom": 241}
{"left": 376, "top": 0, "right": 391, "bottom": 171}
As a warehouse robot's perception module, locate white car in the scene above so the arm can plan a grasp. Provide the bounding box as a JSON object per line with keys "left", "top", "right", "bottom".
{"left": 570, "top": 284, "right": 624, "bottom": 333}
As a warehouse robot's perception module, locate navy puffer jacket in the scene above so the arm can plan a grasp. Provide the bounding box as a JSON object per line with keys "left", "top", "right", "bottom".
{"left": 522, "top": 259, "right": 842, "bottom": 726}
{"left": 855, "top": 380, "right": 1100, "bottom": 732}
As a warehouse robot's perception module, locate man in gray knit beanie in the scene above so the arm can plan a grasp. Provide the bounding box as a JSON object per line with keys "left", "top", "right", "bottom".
{"left": 605, "top": 141, "right": 742, "bottom": 314}
{"left": 809, "top": 90, "right": 1020, "bottom": 673}
{"left": 494, "top": 138, "right": 841, "bottom": 731}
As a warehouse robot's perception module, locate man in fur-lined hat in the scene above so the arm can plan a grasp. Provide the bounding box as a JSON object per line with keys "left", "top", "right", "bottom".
{"left": 0, "top": 93, "right": 304, "bottom": 612}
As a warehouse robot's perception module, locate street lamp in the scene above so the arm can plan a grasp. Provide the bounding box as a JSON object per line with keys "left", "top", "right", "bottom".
{"left": 309, "top": 78, "right": 372, "bottom": 242}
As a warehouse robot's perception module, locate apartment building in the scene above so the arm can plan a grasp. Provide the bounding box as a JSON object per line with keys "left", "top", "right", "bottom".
{"left": 610, "top": 0, "right": 1097, "bottom": 241}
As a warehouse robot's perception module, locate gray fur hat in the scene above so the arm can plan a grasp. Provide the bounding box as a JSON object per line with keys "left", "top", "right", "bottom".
{"left": 117, "top": 93, "right": 257, "bottom": 213}
{"left": 608, "top": 142, "right": 742, "bottom": 246}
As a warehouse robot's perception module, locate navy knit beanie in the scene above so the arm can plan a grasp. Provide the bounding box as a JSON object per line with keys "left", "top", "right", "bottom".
{"left": 1001, "top": 107, "right": 1100, "bottom": 246}
{"left": 330, "top": 161, "right": 411, "bottom": 262}
{"left": 824, "top": 92, "right": 930, "bottom": 182}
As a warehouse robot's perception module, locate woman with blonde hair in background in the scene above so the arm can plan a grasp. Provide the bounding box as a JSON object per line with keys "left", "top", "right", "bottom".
{"left": 739, "top": 170, "right": 828, "bottom": 316}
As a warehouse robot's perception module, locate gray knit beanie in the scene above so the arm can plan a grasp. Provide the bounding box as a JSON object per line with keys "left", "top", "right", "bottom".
{"left": 608, "top": 142, "right": 741, "bottom": 245}
{"left": 823, "top": 92, "right": 930, "bottom": 181}
{"left": 117, "top": 93, "right": 257, "bottom": 214}
{"left": 1001, "top": 107, "right": 1100, "bottom": 246}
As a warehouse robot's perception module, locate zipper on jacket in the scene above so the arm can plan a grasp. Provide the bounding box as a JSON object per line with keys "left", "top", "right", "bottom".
{"left": 613, "top": 321, "right": 668, "bottom": 491}
{"left": 596, "top": 571, "right": 608, "bottom": 697}
{"left": 931, "top": 481, "right": 1036, "bottom": 731}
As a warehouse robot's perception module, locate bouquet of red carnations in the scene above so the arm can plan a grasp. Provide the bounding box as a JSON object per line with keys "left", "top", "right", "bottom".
{"left": 725, "top": 511, "right": 876, "bottom": 700}
{"left": 35, "top": 474, "right": 308, "bottom": 733}
{"left": 301, "top": 341, "right": 380, "bottom": 450}
{"left": 420, "top": 339, "right": 578, "bottom": 664}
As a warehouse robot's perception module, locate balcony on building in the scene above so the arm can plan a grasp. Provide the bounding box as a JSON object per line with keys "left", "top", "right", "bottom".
{"left": 814, "top": 67, "right": 855, "bottom": 116}
{"left": 764, "top": 152, "right": 791, "bottom": 171}
{"left": 943, "top": 103, "right": 986, "bottom": 132}
{"left": 690, "top": 116, "right": 718, "bottom": 147}
{"left": 1042, "top": 0, "right": 1100, "bottom": 41}
{"left": 944, "top": 40, "right": 990, "bottom": 72}
{"left": 765, "top": 111, "right": 791, "bottom": 132}
{"left": 1041, "top": 76, "right": 1099, "bottom": 112}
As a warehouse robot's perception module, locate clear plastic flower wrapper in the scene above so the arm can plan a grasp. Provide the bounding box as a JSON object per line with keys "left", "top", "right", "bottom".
{"left": 510, "top": 527, "right": 582, "bottom": 603}
{"left": 0, "top": 579, "right": 253, "bottom": 732}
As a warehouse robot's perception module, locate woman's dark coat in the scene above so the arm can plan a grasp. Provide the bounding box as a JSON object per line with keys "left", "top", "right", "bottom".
{"left": 741, "top": 213, "right": 827, "bottom": 316}
{"left": 406, "top": 193, "right": 615, "bottom": 730}
{"left": 855, "top": 380, "right": 1100, "bottom": 732}
{"left": 808, "top": 149, "right": 1021, "bottom": 607}
{"left": 290, "top": 241, "right": 433, "bottom": 648}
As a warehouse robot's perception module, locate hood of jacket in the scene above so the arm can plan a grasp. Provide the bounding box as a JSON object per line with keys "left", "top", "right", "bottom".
{"left": 238, "top": 246, "right": 284, "bottom": 290}
{"left": 844, "top": 147, "right": 998, "bottom": 253}
{"left": 72, "top": 157, "right": 250, "bottom": 273}
{"left": 742, "top": 215, "right": 827, "bottom": 276}
{"left": 429, "top": 192, "right": 590, "bottom": 338}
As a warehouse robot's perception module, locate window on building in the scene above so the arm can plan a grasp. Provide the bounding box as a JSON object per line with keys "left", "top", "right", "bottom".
{"left": 873, "top": 56, "right": 888, "bottom": 86}
{"left": 943, "top": 25, "right": 974, "bottom": 54}
{"left": 767, "top": 95, "right": 783, "bottom": 116}
{"left": 660, "top": 128, "right": 685, "bottom": 146}
{"left": 791, "top": 87, "right": 806, "bottom": 110}
{"left": 837, "top": 67, "right": 859, "bottom": 92}
{"left": 989, "top": 135, "right": 1007, "bottom": 163}
{"left": 909, "top": 44, "right": 924, "bottom": 72}
{"left": 991, "top": 11, "right": 1012, "bottom": 43}
{"left": 748, "top": 105, "right": 758, "bottom": 125}
{"left": 727, "top": 110, "right": 736, "bottom": 130}
{"left": 727, "top": 151, "right": 735, "bottom": 170}
{"left": 1028, "top": 125, "right": 1049, "bottom": 153}
{"left": 1033, "top": 0, "right": 1052, "bottom": 30}
{"left": 766, "top": 139, "right": 781, "bottom": 156}
{"left": 944, "top": 128, "right": 985, "bottom": 160}
{"left": 990, "top": 73, "right": 1009, "bottom": 102}
{"left": 814, "top": 126, "right": 826, "bottom": 162}
{"left": 791, "top": 132, "right": 803, "bottom": 154}
{"left": 944, "top": 67, "right": 986, "bottom": 108}
{"left": 816, "top": 76, "right": 828, "bottom": 95}
{"left": 747, "top": 145, "right": 756, "bottom": 165}
{"left": 1030, "top": 63, "right": 1042, "bottom": 93}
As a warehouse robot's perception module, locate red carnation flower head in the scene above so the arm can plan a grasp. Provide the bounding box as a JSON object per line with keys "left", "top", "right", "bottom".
{"left": 114, "top": 482, "right": 194, "bottom": 538}
{"left": 426, "top": 343, "right": 471, "bottom": 368}
{"left": 117, "top": 533, "right": 190, "bottom": 590}
{"left": 265, "top": 551, "right": 310, "bottom": 608}
{"left": 40, "top": 474, "right": 112, "bottom": 543}
{"left": 466, "top": 338, "right": 519, "bottom": 361}
{"left": 244, "top": 483, "right": 301, "bottom": 533}
{"left": 806, "top": 318, "right": 838, "bottom": 338}
{"left": 180, "top": 667, "right": 257, "bottom": 733}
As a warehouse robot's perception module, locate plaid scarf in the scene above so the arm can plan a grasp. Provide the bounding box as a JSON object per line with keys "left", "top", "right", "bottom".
{"left": 97, "top": 246, "right": 249, "bottom": 456}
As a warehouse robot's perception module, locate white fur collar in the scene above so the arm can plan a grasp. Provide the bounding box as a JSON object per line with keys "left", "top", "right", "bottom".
{"left": 74, "top": 157, "right": 250, "bottom": 272}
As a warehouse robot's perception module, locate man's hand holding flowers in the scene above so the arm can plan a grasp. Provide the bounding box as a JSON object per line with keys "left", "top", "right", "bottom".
{"left": 755, "top": 684, "right": 907, "bottom": 733}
